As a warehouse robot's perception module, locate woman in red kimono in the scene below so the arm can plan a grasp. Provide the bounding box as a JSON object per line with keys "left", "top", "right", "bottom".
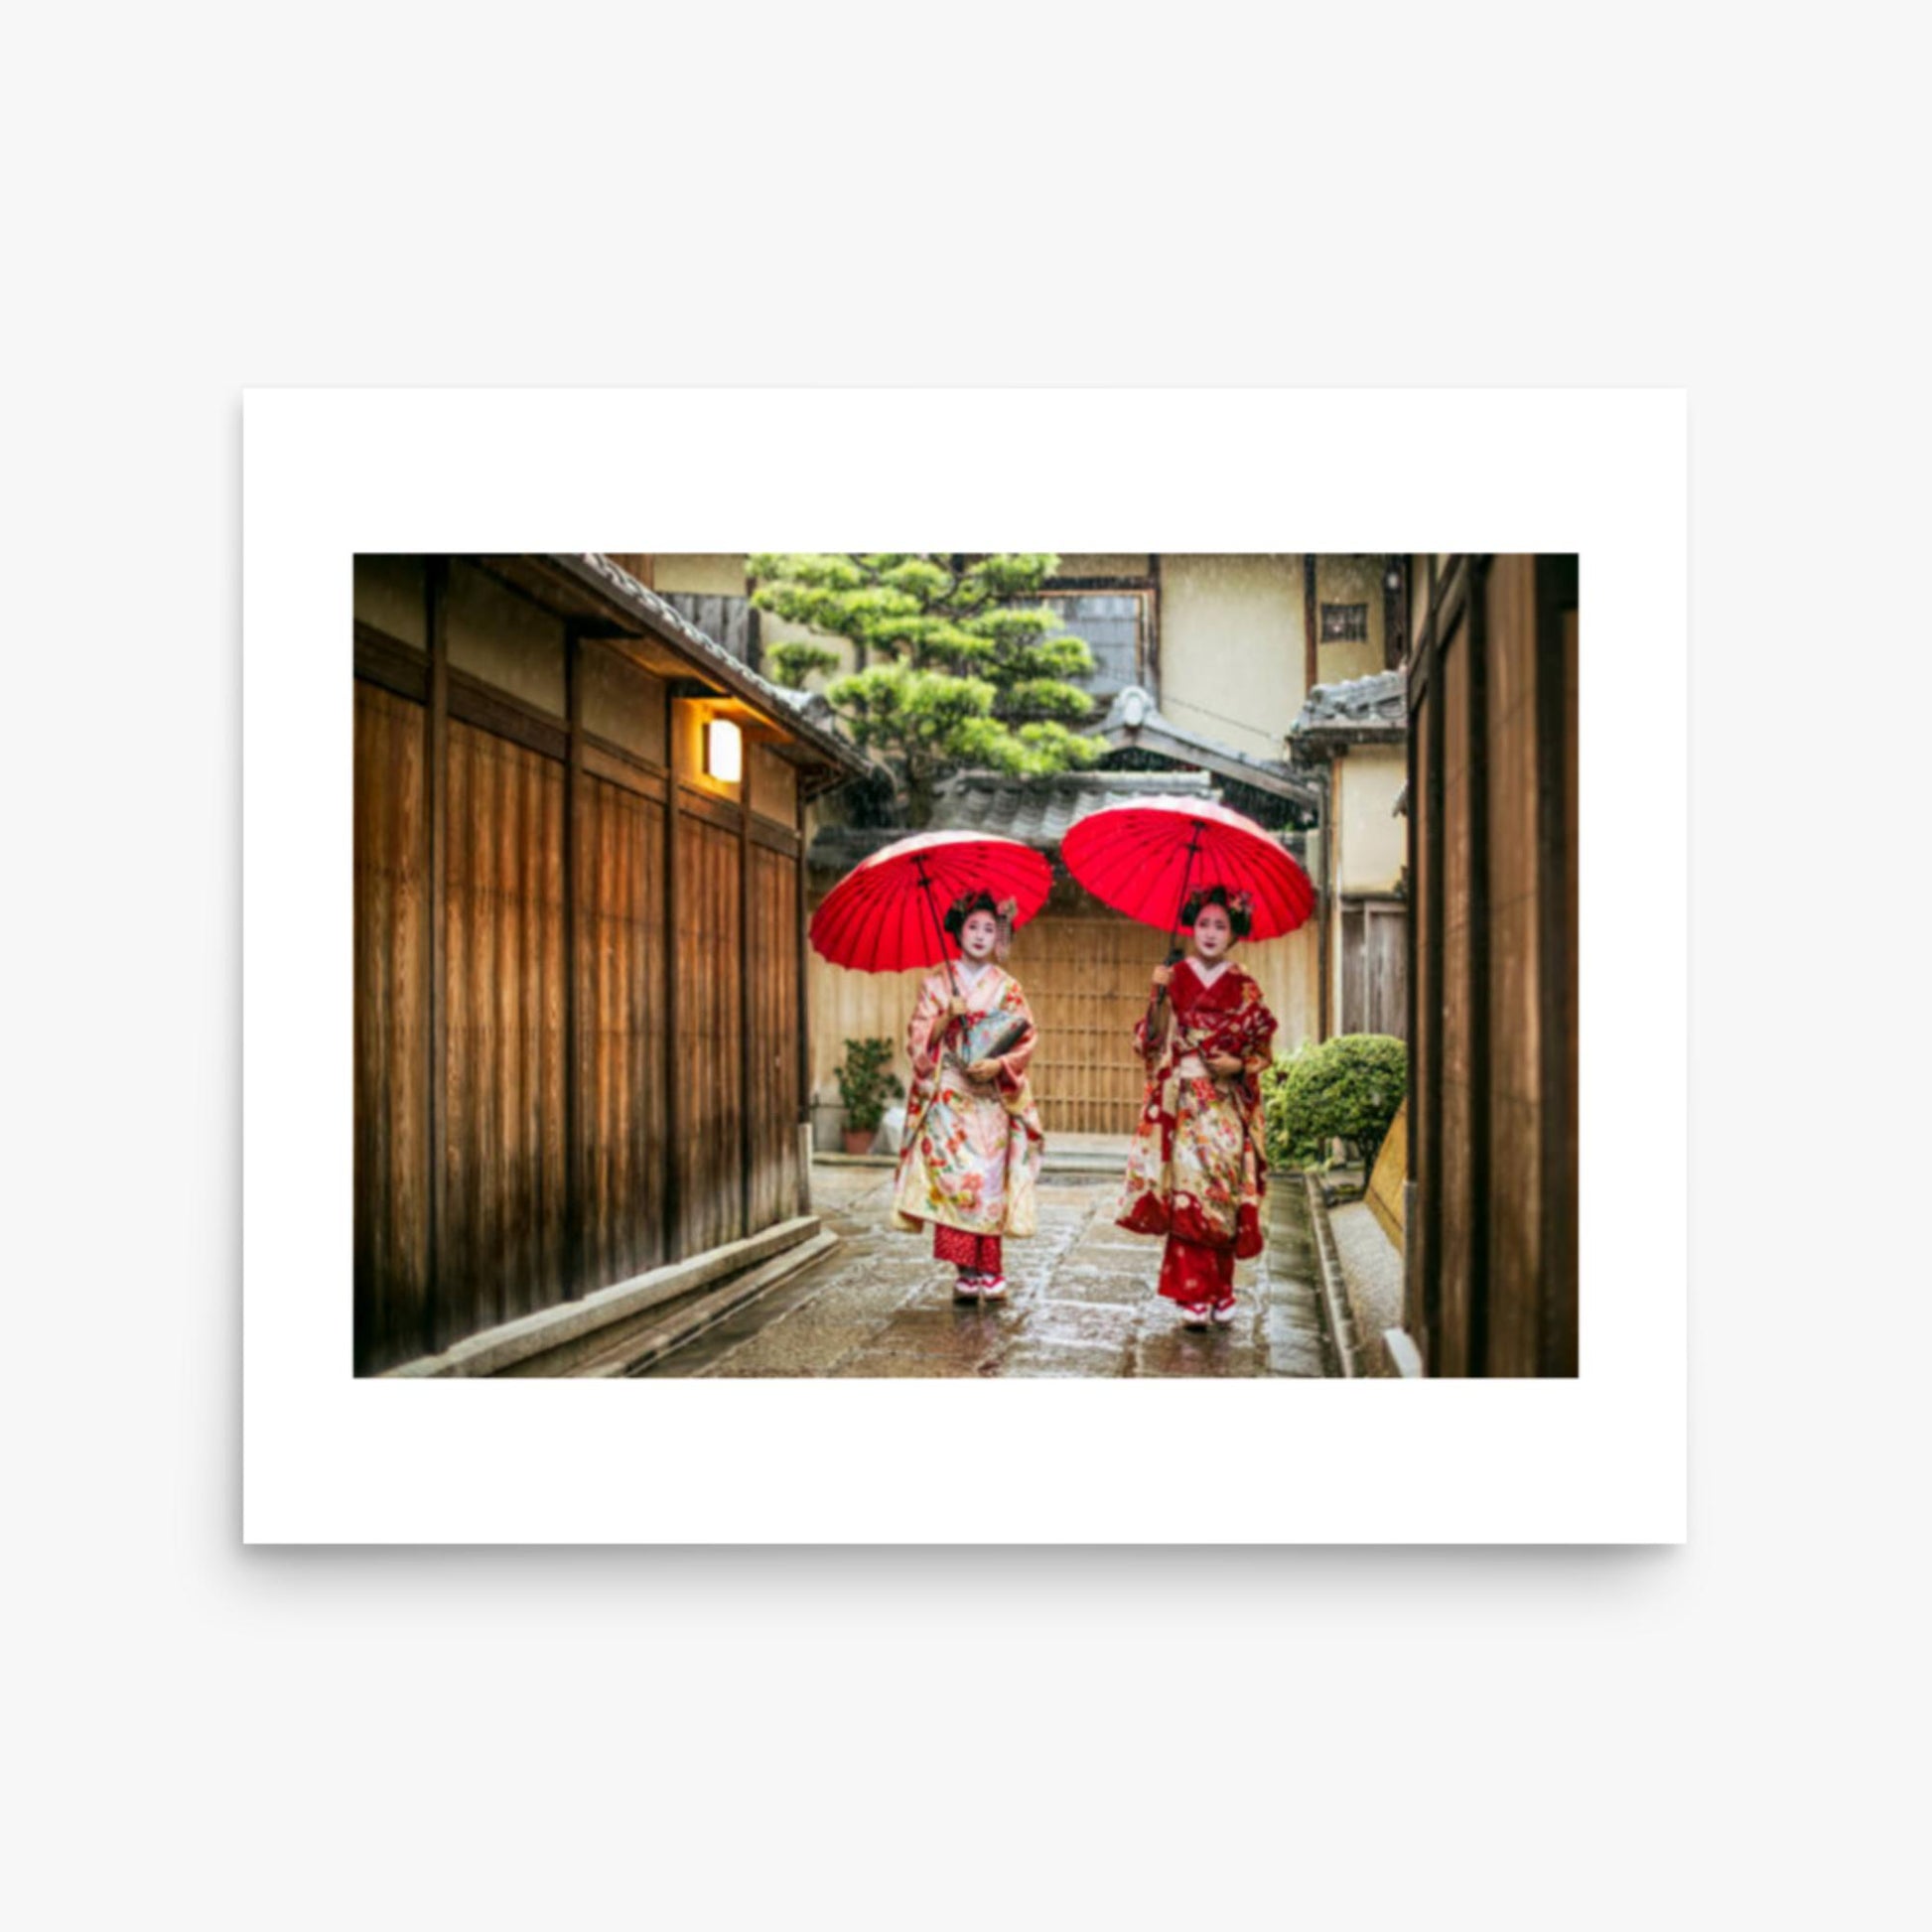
{"left": 1116, "top": 885, "right": 1278, "bottom": 1327}
{"left": 892, "top": 892, "right": 1044, "bottom": 1302}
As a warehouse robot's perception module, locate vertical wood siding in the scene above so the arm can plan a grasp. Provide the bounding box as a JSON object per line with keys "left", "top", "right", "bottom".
{"left": 353, "top": 684, "right": 432, "bottom": 1373}
{"left": 750, "top": 846, "right": 803, "bottom": 1228}
{"left": 675, "top": 812, "right": 746, "bottom": 1256}
{"left": 1340, "top": 900, "right": 1408, "bottom": 1037}
{"left": 1405, "top": 555, "right": 1579, "bottom": 1376}
{"left": 355, "top": 612, "right": 817, "bottom": 1371}
{"left": 443, "top": 721, "right": 569, "bottom": 1338}
{"left": 578, "top": 773, "right": 668, "bottom": 1290}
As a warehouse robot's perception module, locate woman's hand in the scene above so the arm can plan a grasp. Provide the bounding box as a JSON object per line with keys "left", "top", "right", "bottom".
{"left": 965, "top": 1058, "right": 1001, "bottom": 1083}
{"left": 1150, "top": 963, "right": 1173, "bottom": 991}
{"left": 946, "top": 997, "right": 968, "bottom": 1019}
{"left": 1208, "top": 1053, "right": 1244, "bottom": 1077}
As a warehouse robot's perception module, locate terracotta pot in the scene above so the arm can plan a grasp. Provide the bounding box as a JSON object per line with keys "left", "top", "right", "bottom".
{"left": 842, "top": 1128, "right": 876, "bottom": 1156}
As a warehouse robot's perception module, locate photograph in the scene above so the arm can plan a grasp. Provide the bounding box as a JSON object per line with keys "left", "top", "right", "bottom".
{"left": 352, "top": 548, "right": 1578, "bottom": 1381}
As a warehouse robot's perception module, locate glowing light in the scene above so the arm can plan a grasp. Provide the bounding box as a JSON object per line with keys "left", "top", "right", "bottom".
{"left": 704, "top": 716, "right": 743, "bottom": 782}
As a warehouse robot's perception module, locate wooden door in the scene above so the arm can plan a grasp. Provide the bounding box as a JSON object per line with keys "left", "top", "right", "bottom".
{"left": 1341, "top": 897, "right": 1407, "bottom": 1037}
{"left": 1021, "top": 911, "right": 1157, "bottom": 1136}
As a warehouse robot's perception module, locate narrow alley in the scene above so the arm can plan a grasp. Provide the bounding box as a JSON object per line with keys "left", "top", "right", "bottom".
{"left": 642, "top": 1165, "right": 1331, "bottom": 1378}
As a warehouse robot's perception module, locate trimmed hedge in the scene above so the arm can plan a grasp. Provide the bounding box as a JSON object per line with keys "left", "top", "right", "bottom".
{"left": 1262, "top": 1034, "right": 1408, "bottom": 1173}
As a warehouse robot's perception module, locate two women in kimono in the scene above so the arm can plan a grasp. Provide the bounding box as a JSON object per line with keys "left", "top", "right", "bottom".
{"left": 893, "top": 880, "right": 1276, "bottom": 1323}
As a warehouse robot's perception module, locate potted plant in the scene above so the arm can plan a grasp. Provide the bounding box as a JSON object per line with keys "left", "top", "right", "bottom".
{"left": 837, "top": 1036, "right": 903, "bottom": 1155}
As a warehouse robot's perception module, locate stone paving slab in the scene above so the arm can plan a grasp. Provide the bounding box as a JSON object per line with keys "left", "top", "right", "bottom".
{"left": 641, "top": 1162, "right": 1332, "bottom": 1379}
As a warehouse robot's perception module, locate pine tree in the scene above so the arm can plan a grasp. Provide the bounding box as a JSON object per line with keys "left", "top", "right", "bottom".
{"left": 751, "top": 553, "right": 1101, "bottom": 826}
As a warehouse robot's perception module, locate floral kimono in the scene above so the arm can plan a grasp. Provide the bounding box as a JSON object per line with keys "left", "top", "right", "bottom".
{"left": 892, "top": 963, "right": 1044, "bottom": 1269}
{"left": 1116, "top": 958, "right": 1278, "bottom": 1305}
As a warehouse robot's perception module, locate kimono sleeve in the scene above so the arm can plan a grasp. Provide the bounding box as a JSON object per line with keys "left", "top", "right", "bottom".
{"left": 992, "top": 982, "right": 1039, "bottom": 1096}
{"left": 905, "top": 975, "right": 950, "bottom": 1080}
{"left": 1238, "top": 985, "right": 1279, "bottom": 1079}
{"left": 1133, "top": 992, "right": 1173, "bottom": 1065}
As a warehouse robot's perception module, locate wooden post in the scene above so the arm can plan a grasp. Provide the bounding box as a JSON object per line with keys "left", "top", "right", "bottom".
{"left": 1316, "top": 762, "right": 1334, "bottom": 1040}
{"left": 739, "top": 744, "right": 756, "bottom": 1240}
{"left": 424, "top": 559, "right": 450, "bottom": 1359}
{"left": 795, "top": 798, "right": 813, "bottom": 1208}
{"left": 1419, "top": 555, "right": 1446, "bottom": 1372}
{"left": 1535, "top": 555, "right": 1581, "bottom": 1376}
{"left": 563, "top": 628, "right": 585, "bottom": 1300}
{"left": 1303, "top": 553, "right": 1319, "bottom": 702}
{"left": 662, "top": 691, "right": 683, "bottom": 1261}
{"left": 1147, "top": 553, "right": 1163, "bottom": 695}
{"left": 1384, "top": 555, "right": 1408, "bottom": 671}
{"left": 1465, "top": 556, "right": 1493, "bottom": 1378}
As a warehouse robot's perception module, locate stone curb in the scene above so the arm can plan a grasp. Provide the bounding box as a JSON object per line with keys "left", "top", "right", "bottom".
{"left": 1303, "top": 1173, "right": 1360, "bottom": 1379}
{"left": 602, "top": 1231, "right": 842, "bottom": 1377}
{"left": 387, "top": 1215, "right": 824, "bottom": 1378}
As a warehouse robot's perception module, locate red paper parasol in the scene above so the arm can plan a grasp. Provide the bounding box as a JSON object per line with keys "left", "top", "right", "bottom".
{"left": 1058, "top": 794, "right": 1315, "bottom": 948}
{"left": 809, "top": 830, "right": 1052, "bottom": 978}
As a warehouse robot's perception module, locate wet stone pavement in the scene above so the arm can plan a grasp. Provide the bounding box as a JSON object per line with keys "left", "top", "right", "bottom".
{"left": 642, "top": 1164, "right": 1332, "bottom": 1378}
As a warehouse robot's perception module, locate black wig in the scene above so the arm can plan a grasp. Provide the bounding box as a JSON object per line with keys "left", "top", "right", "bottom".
{"left": 1181, "top": 883, "right": 1253, "bottom": 940}
{"left": 943, "top": 890, "right": 1001, "bottom": 940}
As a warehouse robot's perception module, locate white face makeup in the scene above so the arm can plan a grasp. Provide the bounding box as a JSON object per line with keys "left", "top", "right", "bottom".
{"left": 959, "top": 909, "right": 999, "bottom": 962}
{"left": 1190, "top": 903, "right": 1233, "bottom": 960}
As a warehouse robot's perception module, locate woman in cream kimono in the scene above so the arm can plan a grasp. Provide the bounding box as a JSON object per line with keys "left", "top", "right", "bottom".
{"left": 1116, "top": 885, "right": 1278, "bottom": 1327}
{"left": 892, "top": 891, "right": 1044, "bottom": 1301}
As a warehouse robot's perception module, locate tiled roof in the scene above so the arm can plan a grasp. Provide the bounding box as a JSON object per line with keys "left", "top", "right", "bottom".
{"left": 562, "top": 554, "right": 871, "bottom": 776}
{"left": 808, "top": 770, "right": 1219, "bottom": 874}
{"left": 1289, "top": 669, "right": 1408, "bottom": 740}
{"left": 934, "top": 768, "right": 1215, "bottom": 845}
{"left": 1087, "top": 685, "right": 1317, "bottom": 807}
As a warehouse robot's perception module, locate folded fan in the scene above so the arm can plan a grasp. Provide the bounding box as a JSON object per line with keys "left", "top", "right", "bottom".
{"left": 949, "top": 1010, "right": 1032, "bottom": 1067}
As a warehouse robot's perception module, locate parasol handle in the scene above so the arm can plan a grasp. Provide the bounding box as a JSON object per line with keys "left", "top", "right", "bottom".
{"left": 1151, "top": 825, "right": 1206, "bottom": 1016}
{"left": 913, "top": 863, "right": 963, "bottom": 1035}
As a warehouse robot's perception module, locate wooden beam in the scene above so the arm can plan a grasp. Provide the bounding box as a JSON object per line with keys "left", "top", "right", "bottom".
{"left": 354, "top": 621, "right": 428, "bottom": 701}
{"left": 447, "top": 673, "right": 569, "bottom": 762}
{"left": 580, "top": 741, "right": 668, "bottom": 803}
{"left": 662, "top": 688, "right": 683, "bottom": 1260}
{"left": 424, "top": 560, "right": 450, "bottom": 1358}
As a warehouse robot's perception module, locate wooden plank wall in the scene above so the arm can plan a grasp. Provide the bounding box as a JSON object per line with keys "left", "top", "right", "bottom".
{"left": 675, "top": 814, "right": 747, "bottom": 1256}
{"left": 579, "top": 773, "right": 668, "bottom": 1291}
{"left": 1482, "top": 556, "right": 1545, "bottom": 1377}
{"left": 1405, "top": 555, "right": 1579, "bottom": 1377}
{"left": 749, "top": 843, "right": 804, "bottom": 1229}
{"left": 1023, "top": 909, "right": 1164, "bottom": 1135}
{"left": 352, "top": 570, "right": 813, "bottom": 1373}
{"left": 353, "top": 683, "right": 432, "bottom": 1370}
{"left": 1437, "top": 610, "right": 1476, "bottom": 1376}
{"left": 1340, "top": 899, "right": 1407, "bottom": 1037}
{"left": 443, "top": 722, "right": 569, "bottom": 1339}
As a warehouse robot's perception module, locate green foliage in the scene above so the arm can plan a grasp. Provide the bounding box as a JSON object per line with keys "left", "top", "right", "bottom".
{"left": 836, "top": 1036, "right": 904, "bottom": 1134}
{"left": 765, "top": 640, "right": 842, "bottom": 686}
{"left": 748, "top": 552, "right": 1100, "bottom": 824}
{"left": 1262, "top": 1034, "right": 1408, "bottom": 1173}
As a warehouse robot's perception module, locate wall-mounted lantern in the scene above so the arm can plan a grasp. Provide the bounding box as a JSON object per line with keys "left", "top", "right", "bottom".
{"left": 704, "top": 716, "right": 743, "bottom": 783}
